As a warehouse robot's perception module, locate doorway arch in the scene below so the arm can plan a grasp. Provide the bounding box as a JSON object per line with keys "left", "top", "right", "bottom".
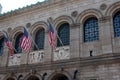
{"left": 27, "top": 75, "right": 40, "bottom": 80}
{"left": 6, "top": 77, "right": 15, "bottom": 80}
{"left": 51, "top": 73, "right": 69, "bottom": 80}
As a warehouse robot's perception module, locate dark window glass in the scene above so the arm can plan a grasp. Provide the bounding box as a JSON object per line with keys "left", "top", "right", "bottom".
{"left": 0, "top": 38, "right": 4, "bottom": 56}
{"left": 34, "top": 28, "right": 45, "bottom": 50}
{"left": 57, "top": 23, "right": 70, "bottom": 47}
{"left": 84, "top": 17, "right": 99, "bottom": 42}
{"left": 113, "top": 11, "right": 120, "bottom": 37}
{"left": 15, "top": 34, "right": 23, "bottom": 53}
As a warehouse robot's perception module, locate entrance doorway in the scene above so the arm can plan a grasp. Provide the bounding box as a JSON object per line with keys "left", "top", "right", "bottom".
{"left": 27, "top": 76, "right": 39, "bottom": 80}
{"left": 6, "top": 78, "right": 15, "bottom": 80}
{"left": 51, "top": 74, "right": 69, "bottom": 80}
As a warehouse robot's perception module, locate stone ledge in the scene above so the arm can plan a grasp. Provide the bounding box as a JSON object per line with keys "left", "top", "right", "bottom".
{"left": 0, "top": 53, "right": 120, "bottom": 73}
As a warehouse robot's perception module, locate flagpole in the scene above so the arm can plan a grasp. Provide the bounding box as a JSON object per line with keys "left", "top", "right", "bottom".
{"left": 13, "top": 46, "right": 17, "bottom": 53}
{"left": 30, "top": 35, "right": 39, "bottom": 50}
{"left": 23, "top": 28, "right": 40, "bottom": 64}
{"left": 56, "top": 34, "right": 64, "bottom": 47}
{"left": 3, "top": 31, "right": 16, "bottom": 55}
{"left": 24, "top": 27, "right": 39, "bottom": 50}
{"left": 47, "top": 18, "right": 64, "bottom": 48}
{"left": 6, "top": 47, "right": 10, "bottom": 67}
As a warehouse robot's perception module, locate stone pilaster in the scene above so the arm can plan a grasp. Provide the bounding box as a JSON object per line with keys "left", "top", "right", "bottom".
{"left": 0, "top": 46, "right": 9, "bottom": 67}
{"left": 99, "top": 16, "right": 113, "bottom": 54}
{"left": 44, "top": 31, "right": 52, "bottom": 62}
{"left": 70, "top": 23, "right": 80, "bottom": 58}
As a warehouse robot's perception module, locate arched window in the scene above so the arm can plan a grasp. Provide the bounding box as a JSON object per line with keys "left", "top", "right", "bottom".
{"left": 84, "top": 17, "right": 99, "bottom": 42}
{"left": 113, "top": 11, "right": 120, "bottom": 37}
{"left": 0, "top": 37, "right": 4, "bottom": 56}
{"left": 34, "top": 28, "right": 45, "bottom": 50}
{"left": 57, "top": 23, "right": 70, "bottom": 47}
{"left": 15, "top": 33, "right": 23, "bottom": 53}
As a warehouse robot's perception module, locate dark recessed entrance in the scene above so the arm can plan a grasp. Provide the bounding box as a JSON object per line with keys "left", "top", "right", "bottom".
{"left": 27, "top": 76, "right": 39, "bottom": 80}
{"left": 6, "top": 78, "right": 15, "bottom": 80}
{"left": 52, "top": 74, "right": 69, "bottom": 80}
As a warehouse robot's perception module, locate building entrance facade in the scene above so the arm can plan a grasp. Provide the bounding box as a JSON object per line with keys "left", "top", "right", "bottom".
{"left": 6, "top": 78, "right": 15, "bottom": 80}
{"left": 51, "top": 74, "right": 69, "bottom": 80}
{"left": 27, "top": 76, "right": 39, "bottom": 80}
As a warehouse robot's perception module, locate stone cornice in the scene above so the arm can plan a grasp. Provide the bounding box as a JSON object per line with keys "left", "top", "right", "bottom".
{"left": 0, "top": 0, "right": 76, "bottom": 21}
{"left": 0, "top": 53, "right": 120, "bottom": 74}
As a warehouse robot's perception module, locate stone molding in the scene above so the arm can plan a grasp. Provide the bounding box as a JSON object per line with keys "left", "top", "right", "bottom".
{"left": 76, "top": 9, "right": 103, "bottom": 23}
{"left": 105, "top": 1, "right": 120, "bottom": 16}
{"left": 53, "top": 15, "right": 74, "bottom": 29}
{"left": 0, "top": 0, "right": 74, "bottom": 20}
{"left": 70, "top": 23, "right": 80, "bottom": 28}
{"left": 99, "top": 16, "right": 111, "bottom": 23}
{"left": 0, "top": 53, "right": 120, "bottom": 74}
{"left": 30, "top": 21, "right": 48, "bottom": 35}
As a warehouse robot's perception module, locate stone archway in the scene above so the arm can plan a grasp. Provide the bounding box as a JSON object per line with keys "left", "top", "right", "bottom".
{"left": 27, "top": 75, "right": 40, "bottom": 80}
{"left": 6, "top": 77, "right": 15, "bottom": 80}
{"left": 51, "top": 74, "right": 69, "bottom": 80}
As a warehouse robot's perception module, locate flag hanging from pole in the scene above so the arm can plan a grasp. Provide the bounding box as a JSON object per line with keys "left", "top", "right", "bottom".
{"left": 4, "top": 35, "right": 14, "bottom": 56}
{"left": 49, "top": 23, "right": 57, "bottom": 49}
{"left": 20, "top": 28, "right": 32, "bottom": 53}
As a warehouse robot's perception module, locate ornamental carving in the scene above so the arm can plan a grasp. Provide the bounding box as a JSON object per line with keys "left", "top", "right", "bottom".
{"left": 8, "top": 54, "right": 21, "bottom": 66}
{"left": 28, "top": 51, "right": 45, "bottom": 64}
{"left": 53, "top": 46, "right": 70, "bottom": 61}
{"left": 7, "top": 27, "right": 12, "bottom": 33}
{"left": 26, "top": 23, "right": 31, "bottom": 28}
{"left": 71, "top": 11, "right": 78, "bottom": 17}
{"left": 100, "top": 3, "right": 107, "bottom": 10}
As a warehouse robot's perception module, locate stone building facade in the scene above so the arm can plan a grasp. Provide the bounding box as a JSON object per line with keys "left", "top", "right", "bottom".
{"left": 0, "top": 0, "right": 120, "bottom": 80}
{"left": 0, "top": 4, "right": 2, "bottom": 14}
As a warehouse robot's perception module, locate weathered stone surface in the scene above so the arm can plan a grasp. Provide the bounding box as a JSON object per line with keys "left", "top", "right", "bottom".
{"left": 0, "top": 0, "right": 120, "bottom": 80}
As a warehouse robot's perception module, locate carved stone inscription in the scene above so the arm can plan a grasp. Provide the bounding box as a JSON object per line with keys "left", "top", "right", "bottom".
{"left": 54, "top": 47, "right": 70, "bottom": 61}
{"left": 28, "top": 51, "right": 45, "bottom": 64}
{"left": 8, "top": 54, "right": 21, "bottom": 66}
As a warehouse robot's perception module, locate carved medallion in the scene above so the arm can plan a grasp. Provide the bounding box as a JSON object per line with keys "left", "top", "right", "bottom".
{"left": 100, "top": 3, "right": 107, "bottom": 10}
{"left": 71, "top": 11, "right": 78, "bottom": 17}
{"left": 26, "top": 23, "right": 31, "bottom": 28}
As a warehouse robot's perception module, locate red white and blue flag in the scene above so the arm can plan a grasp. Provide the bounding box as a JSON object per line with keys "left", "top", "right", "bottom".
{"left": 49, "top": 23, "right": 57, "bottom": 49}
{"left": 20, "top": 28, "right": 32, "bottom": 53}
{"left": 4, "top": 35, "right": 14, "bottom": 56}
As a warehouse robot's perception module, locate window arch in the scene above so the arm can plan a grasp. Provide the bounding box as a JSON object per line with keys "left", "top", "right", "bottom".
{"left": 84, "top": 17, "right": 99, "bottom": 42}
{"left": 0, "top": 37, "right": 4, "bottom": 56}
{"left": 57, "top": 23, "right": 70, "bottom": 47}
{"left": 15, "top": 33, "right": 23, "bottom": 53}
{"left": 113, "top": 11, "right": 120, "bottom": 37}
{"left": 34, "top": 28, "right": 45, "bottom": 50}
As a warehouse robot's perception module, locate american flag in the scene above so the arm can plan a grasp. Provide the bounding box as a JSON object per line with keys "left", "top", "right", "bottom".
{"left": 4, "top": 35, "right": 14, "bottom": 56}
{"left": 49, "top": 23, "right": 57, "bottom": 49}
{"left": 20, "top": 28, "right": 32, "bottom": 53}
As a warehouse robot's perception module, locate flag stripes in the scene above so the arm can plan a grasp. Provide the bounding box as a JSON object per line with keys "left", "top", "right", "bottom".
{"left": 49, "top": 31, "right": 56, "bottom": 49}
{"left": 20, "top": 28, "right": 32, "bottom": 53}
{"left": 49, "top": 23, "right": 57, "bottom": 49}
{"left": 4, "top": 35, "right": 14, "bottom": 56}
